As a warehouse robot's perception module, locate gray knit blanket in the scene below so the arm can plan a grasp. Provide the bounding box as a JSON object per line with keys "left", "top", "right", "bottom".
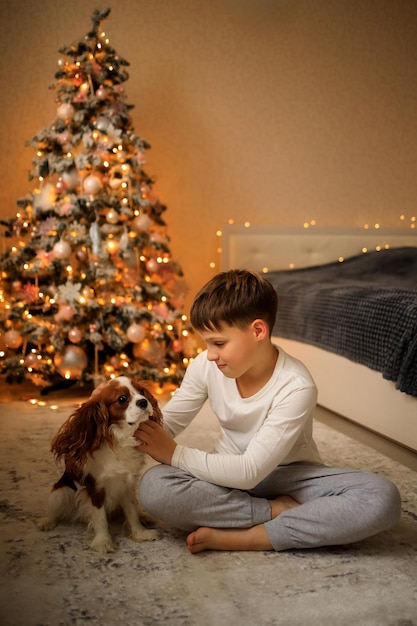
{"left": 267, "top": 247, "right": 417, "bottom": 397}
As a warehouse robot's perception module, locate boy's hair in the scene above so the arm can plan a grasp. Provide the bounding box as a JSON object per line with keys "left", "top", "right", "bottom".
{"left": 190, "top": 269, "right": 278, "bottom": 336}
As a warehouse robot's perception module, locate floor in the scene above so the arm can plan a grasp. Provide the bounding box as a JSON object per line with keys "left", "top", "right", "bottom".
{"left": 0, "top": 391, "right": 416, "bottom": 626}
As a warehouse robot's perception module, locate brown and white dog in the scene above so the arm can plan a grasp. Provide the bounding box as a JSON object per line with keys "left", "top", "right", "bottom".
{"left": 38, "top": 376, "right": 162, "bottom": 553}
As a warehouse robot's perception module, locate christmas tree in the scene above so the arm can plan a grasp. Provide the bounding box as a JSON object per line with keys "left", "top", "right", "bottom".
{"left": 0, "top": 8, "right": 196, "bottom": 392}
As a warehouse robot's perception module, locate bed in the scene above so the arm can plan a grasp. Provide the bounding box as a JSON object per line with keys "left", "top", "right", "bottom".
{"left": 221, "top": 226, "right": 417, "bottom": 452}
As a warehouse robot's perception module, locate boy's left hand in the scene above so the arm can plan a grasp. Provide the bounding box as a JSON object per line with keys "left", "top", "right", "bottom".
{"left": 135, "top": 420, "right": 176, "bottom": 465}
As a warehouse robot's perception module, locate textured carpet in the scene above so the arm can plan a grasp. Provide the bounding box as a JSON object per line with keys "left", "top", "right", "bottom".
{"left": 0, "top": 390, "right": 416, "bottom": 626}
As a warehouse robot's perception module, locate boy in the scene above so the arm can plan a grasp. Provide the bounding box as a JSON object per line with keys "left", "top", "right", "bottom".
{"left": 136, "top": 269, "right": 401, "bottom": 553}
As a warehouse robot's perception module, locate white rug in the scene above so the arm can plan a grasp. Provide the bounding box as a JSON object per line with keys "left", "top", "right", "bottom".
{"left": 0, "top": 392, "right": 416, "bottom": 626}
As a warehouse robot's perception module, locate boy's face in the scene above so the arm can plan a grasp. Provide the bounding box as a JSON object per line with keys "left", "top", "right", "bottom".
{"left": 199, "top": 321, "right": 264, "bottom": 379}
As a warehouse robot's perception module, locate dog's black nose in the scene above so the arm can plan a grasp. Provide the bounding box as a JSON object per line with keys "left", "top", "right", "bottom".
{"left": 136, "top": 398, "right": 148, "bottom": 410}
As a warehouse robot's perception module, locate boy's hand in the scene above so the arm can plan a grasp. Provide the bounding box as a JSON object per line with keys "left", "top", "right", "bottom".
{"left": 135, "top": 420, "right": 176, "bottom": 465}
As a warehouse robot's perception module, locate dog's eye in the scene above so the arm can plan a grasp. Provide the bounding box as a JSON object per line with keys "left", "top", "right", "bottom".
{"left": 118, "top": 395, "right": 129, "bottom": 405}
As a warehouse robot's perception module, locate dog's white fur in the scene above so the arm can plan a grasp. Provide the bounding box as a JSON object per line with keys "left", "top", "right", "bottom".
{"left": 38, "top": 376, "right": 162, "bottom": 553}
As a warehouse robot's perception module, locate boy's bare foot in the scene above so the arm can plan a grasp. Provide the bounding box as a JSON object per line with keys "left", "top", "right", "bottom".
{"left": 269, "top": 494, "right": 299, "bottom": 518}
{"left": 187, "top": 525, "right": 273, "bottom": 554}
{"left": 186, "top": 494, "right": 300, "bottom": 554}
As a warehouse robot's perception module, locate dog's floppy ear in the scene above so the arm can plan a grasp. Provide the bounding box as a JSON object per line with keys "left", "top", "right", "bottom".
{"left": 148, "top": 392, "right": 163, "bottom": 426}
{"left": 133, "top": 379, "right": 163, "bottom": 426}
{"left": 51, "top": 397, "right": 111, "bottom": 470}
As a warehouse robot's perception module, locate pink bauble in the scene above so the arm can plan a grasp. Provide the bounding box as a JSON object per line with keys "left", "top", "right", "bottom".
{"left": 110, "top": 355, "right": 122, "bottom": 368}
{"left": 34, "top": 183, "right": 56, "bottom": 211}
{"left": 4, "top": 329, "right": 23, "bottom": 350}
{"left": 126, "top": 323, "right": 146, "bottom": 343}
{"left": 55, "top": 304, "right": 75, "bottom": 321}
{"left": 76, "top": 249, "right": 88, "bottom": 263}
{"left": 62, "top": 169, "right": 79, "bottom": 189}
{"left": 56, "top": 131, "right": 72, "bottom": 145}
{"left": 25, "top": 352, "right": 39, "bottom": 367}
{"left": 52, "top": 240, "right": 72, "bottom": 259}
{"left": 95, "top": 116, "right": 110, "bottom": 132}
{"left": 73, "top": 91, "right": 87, "bottom": 103}
{"left": 57, "top": 102, "right": 75, "bottom": 121}
{"left": 172, "top": 339, "right": 183, "bottom": 353}
{"left": 55, "top": 178, "right": 67, "bottom": 194}
{"left": 132, "top": 214, "right": 151, "bottom": 232}
{"left": 68, "top": 327, "right": 83, "bottom": 343}
{"left": 58, "top": 202, "right": 73, "bottom": 217}
{"left": 133, "top": 338, "right": 165, "bottom": 365}
{"left": 150, "top": 232, "right": 166, "bottom": 244}
{"left": 83, "top": 175, "right": 102, "bottom": 195}
{"left": 96, "top": 87, "right": 108, "bottom": 100}
{"left": 116, "top": 150, "right": 127, "bottom": 163}
{"left": 109, "top": 176, "right": 122, "bottom": 190}
{"left": 54, "top": 346, "right": 88, "bottom": 379}
{"left": 146, "top": 258, "right": 159, "bottom": 274}
{"left": 153, "top": 303, "right": 169, "bottom": 319}
{"left": 106, "top": 209, "right": 120, "bottom": 224}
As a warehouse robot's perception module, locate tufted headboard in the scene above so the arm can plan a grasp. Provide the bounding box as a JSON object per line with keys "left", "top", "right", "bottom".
{"left": 221, "top": 226, "right": 417, "bottom": 272}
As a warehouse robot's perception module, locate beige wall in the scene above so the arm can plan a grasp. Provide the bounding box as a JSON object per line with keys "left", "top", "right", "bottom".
{"left": 1, "top": 0, "right": 417, "bottom": 309}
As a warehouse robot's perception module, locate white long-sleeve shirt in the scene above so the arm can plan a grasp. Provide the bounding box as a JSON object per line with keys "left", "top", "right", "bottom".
{"left": 164, "top": 346, "right": 323, "bottom": 490}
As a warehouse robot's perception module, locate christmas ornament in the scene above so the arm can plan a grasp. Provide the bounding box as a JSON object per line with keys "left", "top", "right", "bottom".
{"left": 58, "top": 281, "right": 82, "bottom": 303}
{"left": 110, "top": 355, "right": 122, "bottom": 368}
{"left": 73, "top": 90, "right": 87, "bottom": 103}
{"left": 153, "top": 302, "right": 169, "bottom": 319}
{"left": 172, "top": 339, "right": 183, "bottom": 353}
{"left": 56, "top": 130, "right": 72, "bottom": 145}
{"left": 76, "top": 248, "right": 88, "bottom": 263}
{"left": 96, "top": 87, "right": 108, "bottom": 100}
{"left": 146, "top": 258, "right": 159, "bottom": 274}
{"left": 133, "top": 338, "right": 165, "bottom": 365}
{"left": 81, "top": 286, "right": 94, "bottom": 298}
{"left": 131, "top": 214, "right": 151, "bottom": 232}
{"left": 109, "top": 176, "right": 122, "bottom": 190}
{"left": 95, "top": 116, "right": 110, "bottom": 132}
{"left": 56, "top": 102, "right": 75, "bottom": 120}
{"left": 89, "top": 221, "right": 101, "bottom": 255}
{"left": 116, "top": 150, "right": 127, "bottom": 162}
{"left": 58, "top": 202, "right": 73, "bottom": 217}
{"left": 55, "top": 304, "right": 75, "bottom": 321}
{"left": 4, "top": 329, "right": 23, "bottom": 350}
{"left": 25, "top": 351, "right": 40, "bottom": 367}
{"left": 21, "top": 283, "right": 39, "bottom": 304}
{"left": 55, "top": 178, "right": 67, "bottom": 194}
{"left": 33, "top": 183, "right": 57, "bottom": 211}
{"left": 106, "top": 208, "right": 120, "bottom": 224}
{"left": 54, "top": 345, "right": 88, "bottom": 379}
{"left": 68, "top": 327, "right": 83, "bottom": 343}
{"left": 62, "top": 169, "right": 79, "bottom": 189}
{"left": 83, "top": 174, "right": 102, "bottom": 195}
{"left": 52, "top": 239, "right": 72, "bottom": 259}
{"left": 126, "top": 322, "right": 146, "bottom": 343}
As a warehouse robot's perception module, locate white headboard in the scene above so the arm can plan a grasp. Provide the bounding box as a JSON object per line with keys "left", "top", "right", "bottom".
{"left": 221, "top": 226, "right": 417, "bottom": 272}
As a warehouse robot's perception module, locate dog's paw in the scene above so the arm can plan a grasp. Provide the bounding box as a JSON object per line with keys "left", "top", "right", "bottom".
{"left": 131, "top": 527, "right": 161, "bottom": 542}
{"left": 91, "top": 535, "right": 117, "bottom": 554}
{"left": 37, "top": 516, "right": 57, "bottom": 531}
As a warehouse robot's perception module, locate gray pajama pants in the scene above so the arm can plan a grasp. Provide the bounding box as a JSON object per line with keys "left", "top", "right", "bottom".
{"left": 139, "top": 463, "right": 401, "bottom": 551}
